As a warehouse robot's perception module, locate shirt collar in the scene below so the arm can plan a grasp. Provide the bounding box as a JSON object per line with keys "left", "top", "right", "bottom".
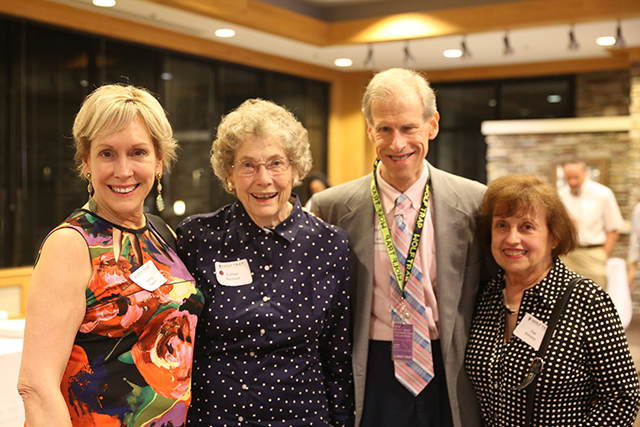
{"left": 231, "top": 194, "right": 303, "bottom": 244}
{"left": 376, "top": 159, "right": 430, "bottom": 215}
{"left": 488, "top": 258, "right": 577, "bottom": 311}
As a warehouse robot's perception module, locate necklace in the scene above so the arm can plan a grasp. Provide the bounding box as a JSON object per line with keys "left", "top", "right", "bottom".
{"left": 502, "top": 288, "right": 517, "bottom": 315}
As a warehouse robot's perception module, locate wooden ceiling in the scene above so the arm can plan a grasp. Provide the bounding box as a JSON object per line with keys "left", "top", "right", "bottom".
{"left": 143, "top": 0, "right": 640, "bottom": 46}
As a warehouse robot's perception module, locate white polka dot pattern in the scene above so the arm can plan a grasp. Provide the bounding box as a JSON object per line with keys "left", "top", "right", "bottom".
{"left": 177, "top": 198, "right": 353, "bottom": 426}
{"left": 464, "top": 259, "right": 640, "bottom": 426}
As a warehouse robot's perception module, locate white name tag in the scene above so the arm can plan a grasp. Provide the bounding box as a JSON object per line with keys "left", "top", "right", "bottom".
{"left": 216, "top": 259, "right": 253, "bottom": 286}
{"left": 513, "top": 313, "right": 548, "bottom": 351}
{"left": 130, "top": 260, "right": 168, "bottom": 292}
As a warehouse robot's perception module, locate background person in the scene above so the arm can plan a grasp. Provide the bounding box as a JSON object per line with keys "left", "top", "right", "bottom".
{"left": 18, "top": 84, "right": 204, "bottom": 426}
{"left": 559, "top": 160, "right": 623, "bottom": 289}
{"left": 627, "top": 202, "right": 640, "bottom": 288}
{"left": 177, "top": 98, "right": 353, "bottom": 426}
{"left": 465, "top": 174, "right": 640, "bottom": 426}
{"left": 304, "top": 172, "right": 330, "bottom": 210}
{"left": 310, "top": 68, "right": 495, "bottom": 427}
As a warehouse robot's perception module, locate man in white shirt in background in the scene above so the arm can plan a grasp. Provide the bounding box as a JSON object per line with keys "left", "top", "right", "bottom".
{"left": 559, "top": 160, "right": 623, "bottom": 289}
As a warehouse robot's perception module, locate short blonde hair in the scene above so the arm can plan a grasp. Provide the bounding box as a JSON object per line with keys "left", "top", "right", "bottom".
{"left": 362, "top": 68, "right": 437, "bottom": 126}
{"left": 211, "top": 98, "right": 313, "bottom": 193}
{"left": 72, "top": 84, "right": 177, "bottom": 175}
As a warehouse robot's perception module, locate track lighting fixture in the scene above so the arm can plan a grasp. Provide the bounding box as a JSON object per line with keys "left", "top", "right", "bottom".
{"left": 568, "top": 25, "right": 579, "bottom": 50}
{"left": 503, "top": 31, "right": 514, "bottom": 56}
{"left": 403, "top": 40, "right": 415, "bottom": 67}
{"left": 364, "top": 44, "right": 375, "bottom": 69}
{"left": 614, "top": 20, "right": 626, "bottom": 48}
{"left": 461, "top": 35, "right": 471, "bottom": 58}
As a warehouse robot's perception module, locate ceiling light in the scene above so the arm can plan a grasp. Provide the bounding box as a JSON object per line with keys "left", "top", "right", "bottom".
{"left": 444, "top": 49, "right": 463, "bottom": 58}
{"left": 215, "top": 29, "right": 236, "bottom": 38}
{"left": 93, "top": 0, "right": 116, "bottom": 7}
{"left": 334, "top": 58, "right": 353, "bottom": 67}
{"left": 596, "top": 36, "right": 616, "bottom": 46}
{"left": 547, "top": 95, "right": 562, "bottom": 103}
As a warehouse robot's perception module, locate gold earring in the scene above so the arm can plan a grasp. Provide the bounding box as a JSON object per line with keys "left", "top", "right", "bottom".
{"left": 156, "top": 172, "right": 165, "bottom": 212}
{"left": 227, "top": 181, "right": 234, "bottom": 192}
{"left": 87, "top": 173, "right": 97, "bottom": 213}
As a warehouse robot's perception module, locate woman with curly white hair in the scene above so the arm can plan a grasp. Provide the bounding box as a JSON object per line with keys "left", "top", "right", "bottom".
{"left": 177, "top": 99, "right": 354, "bottom": 426}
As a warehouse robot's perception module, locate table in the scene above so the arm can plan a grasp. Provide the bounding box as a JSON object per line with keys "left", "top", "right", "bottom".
{"left": 0, "top": 336, "right": 24, "bottom": 427}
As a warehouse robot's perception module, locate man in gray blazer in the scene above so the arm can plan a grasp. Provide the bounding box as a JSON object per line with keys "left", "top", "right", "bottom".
{"left": 310, "top": 68, "right": 494, "bottom": 427}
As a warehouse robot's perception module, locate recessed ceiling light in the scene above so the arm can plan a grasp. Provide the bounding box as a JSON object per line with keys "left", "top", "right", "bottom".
{"left": 215, "top": 29, "right": 236, "bottom": 38}
{"left": 92, "top": 0, "right": 116, "bottom": 7}
{"left": 334, "top": 58, "right": 353, "bottom": 67}
{"left": 596, "top": 36, "right": 616, "bottom": 46}
{"left": 547, "top": 94, "right": 562, "bottom": 103}
{"left": 443, "top": 49, "right": 463, "bottom": 58}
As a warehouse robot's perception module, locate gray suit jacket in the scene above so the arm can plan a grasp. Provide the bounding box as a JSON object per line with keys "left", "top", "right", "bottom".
{"left": 310, "top": 163, "right": 493, "bottom": 427}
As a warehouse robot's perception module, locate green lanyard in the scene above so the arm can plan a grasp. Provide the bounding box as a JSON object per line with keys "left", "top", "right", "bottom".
{"left": 371, "top": 159, "right": 430, "bottom": 298}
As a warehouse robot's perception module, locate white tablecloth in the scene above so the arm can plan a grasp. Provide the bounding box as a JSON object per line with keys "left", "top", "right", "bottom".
{"left": 0, "top": 337, "right": 24, "bottom": 427}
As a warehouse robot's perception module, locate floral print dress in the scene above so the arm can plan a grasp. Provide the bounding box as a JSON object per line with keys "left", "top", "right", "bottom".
{"left": 41, "top": 209, "right": 204, "bottom": 426}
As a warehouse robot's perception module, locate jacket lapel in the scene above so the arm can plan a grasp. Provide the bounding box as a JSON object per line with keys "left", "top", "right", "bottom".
{"left": 430, "top": 166, "right": 471, "bottom": 355}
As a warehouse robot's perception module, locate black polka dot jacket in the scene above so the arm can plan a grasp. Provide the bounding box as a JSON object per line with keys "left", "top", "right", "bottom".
{"left": 465, "top": 258, "right": 640, "bottom": 426}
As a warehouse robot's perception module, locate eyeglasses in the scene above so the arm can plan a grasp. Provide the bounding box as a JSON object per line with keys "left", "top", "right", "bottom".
{"left": 232, "top": 158, "right": 292, "bottom": 176}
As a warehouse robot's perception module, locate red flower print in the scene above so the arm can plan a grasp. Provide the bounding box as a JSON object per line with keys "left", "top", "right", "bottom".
{"left": 81, "top": 292, "right": 161, "bottom": 337}
{"left": 131, "top": 309, "right": 197, "bottom": 399}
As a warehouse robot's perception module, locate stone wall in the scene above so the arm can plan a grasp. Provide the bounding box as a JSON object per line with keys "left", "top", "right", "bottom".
{"left": 485, "top": 66, "right": 640, "bottom": 261}
{"left": 576, "top": 70, "right": 631, "bottom": 117}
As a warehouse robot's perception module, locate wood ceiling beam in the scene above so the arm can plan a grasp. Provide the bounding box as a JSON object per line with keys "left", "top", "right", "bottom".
{"left": 142, "top": 0, "right": 640, "bottom": 46}
{"left": 423, "top": 50, "right": 635, "bottom": 83}
{"left": 0, "top": 0, "right": 341, "bottom": 83}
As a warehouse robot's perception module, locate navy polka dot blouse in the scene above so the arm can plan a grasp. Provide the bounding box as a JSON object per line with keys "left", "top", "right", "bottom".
{"left": 177, "top": 197, "right": 354, "bottom": 426}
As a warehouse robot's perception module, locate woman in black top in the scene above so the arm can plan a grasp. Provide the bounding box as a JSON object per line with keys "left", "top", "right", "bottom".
{"left": 465, "top": 174, "right": 640, "bottom": 426}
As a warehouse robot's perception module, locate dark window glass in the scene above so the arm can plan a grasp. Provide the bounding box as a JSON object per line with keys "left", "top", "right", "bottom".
{"left": 0, "top": 16, "right": 330, "bottom": 268}
{"left": 217, "top": 65, "right": 264, "bottom": 116}
{"left": 499, "top": 78, "right": 574, "bottom": 119}
{"left": 431, "top": 76, "right": 575, "bottom": 184}
{"left": 430, "top": 83, "right": 497, "bottom": 183}
{"left": 5, "top": 23, "right": 92, "bottom": 267}
{"left": 161, "top": 55, "right": 227, "bottom": 228}
{"left": 102, "top": 39, "right": 161, "bottom": 91}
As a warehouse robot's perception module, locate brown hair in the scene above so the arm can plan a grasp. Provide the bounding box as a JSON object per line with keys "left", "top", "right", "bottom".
{"left": 477, "top": 174, "right": 578, "bottom": 258}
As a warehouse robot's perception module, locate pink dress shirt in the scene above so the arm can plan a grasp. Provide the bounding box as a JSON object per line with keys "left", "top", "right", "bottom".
{"left": 370, "top": 161, "right": 439, "bottom": 341}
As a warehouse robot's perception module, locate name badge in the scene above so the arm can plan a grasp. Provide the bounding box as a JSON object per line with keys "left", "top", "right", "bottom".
{"left": 130, "top": 260, "right": 167, "bottom": 292}
{"left": 216, "top": 259, "right": 253, "bottom": 286}
{"left": 513, "top": 313, "right": 548, "bottom": 351}
{"left": 392, "top": 323, "right": 414, "bottom": 361}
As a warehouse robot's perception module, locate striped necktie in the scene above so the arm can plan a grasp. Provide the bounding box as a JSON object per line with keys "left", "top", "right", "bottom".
{"left": 389, "top": 193, "right": 434, "bottom": 396}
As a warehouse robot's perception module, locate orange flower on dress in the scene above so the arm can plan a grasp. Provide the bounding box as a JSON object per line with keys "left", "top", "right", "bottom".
{"left": 63, "top": 346, "right": 121, "bottom": 426}
{"left": 131, "top": 309, "right": 197, "bottom": 399}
